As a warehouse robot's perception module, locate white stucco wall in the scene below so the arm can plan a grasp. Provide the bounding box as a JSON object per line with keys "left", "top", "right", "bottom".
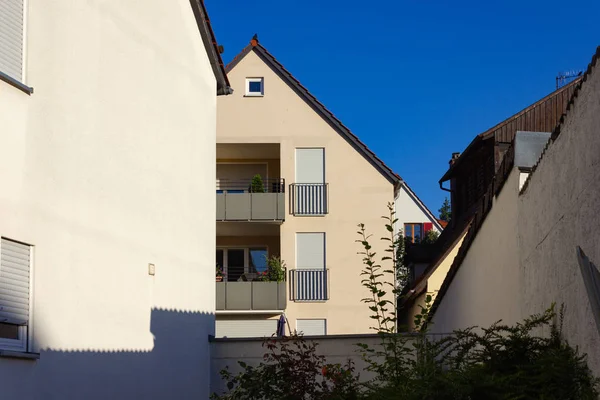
{"left": 0, "top": 1, "right": 216, "bottom": 398}
{"left": 518, "top": 63, "right": 600, "bottom": 374}
{"left": 394, "top": 184, "right": 441, "bottom": 236}
{"left": 431, "top": 169, "right": 521, "bottom": 334}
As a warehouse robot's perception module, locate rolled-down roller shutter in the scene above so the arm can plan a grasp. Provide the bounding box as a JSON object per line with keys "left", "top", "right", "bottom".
{"left": 296, "top": 319, "right": 326, "bottom": 336}
{"left": 0, "top": 0, "right": 25, "bottom": 82}
{"left": 0, "top": 238, "right": 30, "bottom": 325}
{"left": 216, "top": 319, "right": 277, "bottom": 338}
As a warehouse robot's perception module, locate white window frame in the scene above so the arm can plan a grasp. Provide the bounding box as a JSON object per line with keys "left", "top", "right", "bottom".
{"left": 245, "top": 77, "right": 264, "bottom": 97}
{"left": 0, "top": 238, "right": 33, "bottom": 353}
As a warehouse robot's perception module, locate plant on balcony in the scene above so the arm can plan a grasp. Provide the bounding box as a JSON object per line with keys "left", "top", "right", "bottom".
{"left": 216, "top": 264, "right": 223, "bottom": 282}
{"left": 250, "top": 174, "right": 265, "bottom": 193}
{"left": 259, "top": 255, "right": 286, "bottom": 282}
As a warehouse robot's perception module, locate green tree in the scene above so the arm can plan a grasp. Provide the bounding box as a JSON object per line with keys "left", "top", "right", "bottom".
{"left": 438, "top": 197, "right": 451, "bottom": 222}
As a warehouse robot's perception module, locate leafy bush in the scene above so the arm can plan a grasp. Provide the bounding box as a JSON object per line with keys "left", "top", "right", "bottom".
{"left": 356, "top": 203, "right": 599, "bottom": 399}
{"left": 211, "top": 334, "right": 360, "bottom": 400}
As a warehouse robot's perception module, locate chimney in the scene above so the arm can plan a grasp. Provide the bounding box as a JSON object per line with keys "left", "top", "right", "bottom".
{"left": 449, "top": 152, "right": 460, "bottom": 166}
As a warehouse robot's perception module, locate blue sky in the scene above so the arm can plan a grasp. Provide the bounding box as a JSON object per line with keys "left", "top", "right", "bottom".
{"left": 207, "top": 0, "right": 599, "bottom": 215}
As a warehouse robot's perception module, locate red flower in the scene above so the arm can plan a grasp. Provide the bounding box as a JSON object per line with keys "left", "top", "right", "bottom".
{"left": 321, "top": 366, "right": 328, "bottom": 376}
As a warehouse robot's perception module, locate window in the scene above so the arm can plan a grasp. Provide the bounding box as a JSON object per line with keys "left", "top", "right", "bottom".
{"left": 296, "top": 319, "right": 326, "bottom": 336}
{"left": 404, "top": 223, "right": 434, "bottom": 243}
{"left": 404, "top": 223, "right": 422, "bottom": 243}
{"left": 216, "top": 247, "right": 268, "bottom": 282}
{"left": 245, "top": 78, "right": 264, "bottom": 96}
{"left": 0, "top": 0, "right": 25, "bottom": 82}
{"left": 0, "top": 238, "right": 31, "bottom": 352}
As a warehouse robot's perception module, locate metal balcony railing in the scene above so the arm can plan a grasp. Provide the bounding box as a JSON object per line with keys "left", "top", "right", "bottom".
{"left": 289, "top": 183, "right": 328, "bottom": 215}
{"left": 289, "top": 269, "right": 329, "bottom": 301}
{"left": 216, "top": 179, "right": 285, "bottom": 221}
{"left": 217, "top": 178, "right": 285, "bottom": 193}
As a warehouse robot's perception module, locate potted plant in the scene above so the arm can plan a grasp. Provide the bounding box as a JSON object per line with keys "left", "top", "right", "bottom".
{"left": 260, "top": 255, "right": 286, "bottom": 282}
{"left": 250, "top": 174, "right": 265, "bottom": 193}
{"left": 216, "top": 264, "right": 224, "bottom": 282}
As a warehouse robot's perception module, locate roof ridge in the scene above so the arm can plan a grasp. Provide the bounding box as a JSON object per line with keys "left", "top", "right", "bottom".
{"left": 520, "top": 45, "right": 600, "bottom": 194}
{"left": 479, "top": 77, "right": 582, "bottom": 140}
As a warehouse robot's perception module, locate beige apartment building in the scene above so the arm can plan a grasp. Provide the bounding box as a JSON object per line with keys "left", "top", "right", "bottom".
{"left": 214, "top": 37, "right": 440, "bottom": 337}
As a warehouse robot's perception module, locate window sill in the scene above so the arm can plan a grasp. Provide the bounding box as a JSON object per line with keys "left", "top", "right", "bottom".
{"left": 0, "top": 71, "right": 34, "bottom": 95}
{"left": 0, "top": 350, "right": 40, "bottom": 360}
{"left": 244, "top": 94, "right": 264, "bottom": 98}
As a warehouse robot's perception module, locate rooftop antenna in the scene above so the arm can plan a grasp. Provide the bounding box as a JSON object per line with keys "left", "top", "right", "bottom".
{"left": 556, "top": 70, "right": 583, "bottom": 89}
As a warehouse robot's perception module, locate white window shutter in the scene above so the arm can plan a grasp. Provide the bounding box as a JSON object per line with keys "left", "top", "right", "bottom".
{"left": 295, "top": 148, "right": 324, "bottom": 184}
{"left": 0, "top": 238, "right": 30, "bottom": 325}
{"left": 0, "top": 0, "right": 25, "bottom": 82}
{"left": 215, "top": 319, "right": 277, "bottom": 338}
{"left": 296, "top": 233, "right": 325, "bottom": 269}
{"left": 297, "top": 319, "right": 326, "bottom": 336}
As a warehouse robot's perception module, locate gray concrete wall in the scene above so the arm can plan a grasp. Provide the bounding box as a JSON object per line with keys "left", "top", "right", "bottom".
{"left": 518, "top": 63, "right": 600, "bottom": 374}
{"left": 210, "top": 334, "right": 387, "bottom": 395}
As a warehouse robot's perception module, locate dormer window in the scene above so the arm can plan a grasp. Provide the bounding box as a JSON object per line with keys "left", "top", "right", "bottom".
{"left": 245, "top": 78, "right": 264, "bottom": 96}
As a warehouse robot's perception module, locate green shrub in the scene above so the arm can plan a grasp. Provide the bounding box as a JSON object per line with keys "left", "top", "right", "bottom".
{"left": 250, "top": 174, "right": 265, "bottom": 193}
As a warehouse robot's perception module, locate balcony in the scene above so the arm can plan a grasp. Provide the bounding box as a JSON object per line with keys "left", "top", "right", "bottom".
{"left": 289, "top": 269, "right": 329, "bottom": 301}
{"left": 290, "top": 183, "right": 329, "bottom": 216}
{"left": 217, "top": 179, "right": 285, "bottom": 221}
{"left": 216, "top": 280, "right": 287, "bottom": 311}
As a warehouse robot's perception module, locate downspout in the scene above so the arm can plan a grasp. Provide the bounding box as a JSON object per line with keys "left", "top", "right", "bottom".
{"left": 439, "top": 181, "right": 451, "bottom": 192}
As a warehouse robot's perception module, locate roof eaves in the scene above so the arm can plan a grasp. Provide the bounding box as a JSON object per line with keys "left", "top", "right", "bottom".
{"left": 439, "top": 136, "right": 484, "bottom": 183}
{"left": 520, "top": 46, "right": 599, "bottom": 194}
{"left": 225, "top": 44, "right": 253, "bottom": 73}
{"left": 226, "top": 41, "right": 400, "bottom": 184}
{"left": 189, "top": 0, "right": 231, "bottom": 96}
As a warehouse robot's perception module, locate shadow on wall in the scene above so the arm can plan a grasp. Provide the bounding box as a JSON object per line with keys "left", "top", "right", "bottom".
{"left": 1, "top": 309, "right": 214, "bottom": 400}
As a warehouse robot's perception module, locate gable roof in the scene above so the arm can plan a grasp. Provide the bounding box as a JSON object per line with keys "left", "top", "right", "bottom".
{"left": 225, "top": 38, "right": 400, "bottom": 184}
{"left": 440, "top": 77, "right": 581, "bottom": 183}
{"left": 400, "top": 182, "right": 444, "bottom": 232}
{"left": 427, "top": 46, "right": 600, "bottom": 325}
{"left": 189, "top": 0, "right": 231, "bottom": 96}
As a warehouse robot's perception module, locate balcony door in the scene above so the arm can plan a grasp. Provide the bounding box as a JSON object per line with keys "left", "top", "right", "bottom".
{"left": 294, "top": 149, "right": 326, "bottom": 215}
{"left": 216, "top": 248, "right": 268, "bottom": 282}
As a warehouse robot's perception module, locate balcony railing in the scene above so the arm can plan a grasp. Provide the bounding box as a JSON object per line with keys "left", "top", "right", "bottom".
{"left": 289, "top": 269, "right": 329, "bottom": 301}
{"left": 290, "top": 183, "right": 328, "bottom": 216}
{"left": 216, "top": 178, "right": 285, "bottom": 221}
{"left": 216, "top": 280, "right": 287, "bottom": 311}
